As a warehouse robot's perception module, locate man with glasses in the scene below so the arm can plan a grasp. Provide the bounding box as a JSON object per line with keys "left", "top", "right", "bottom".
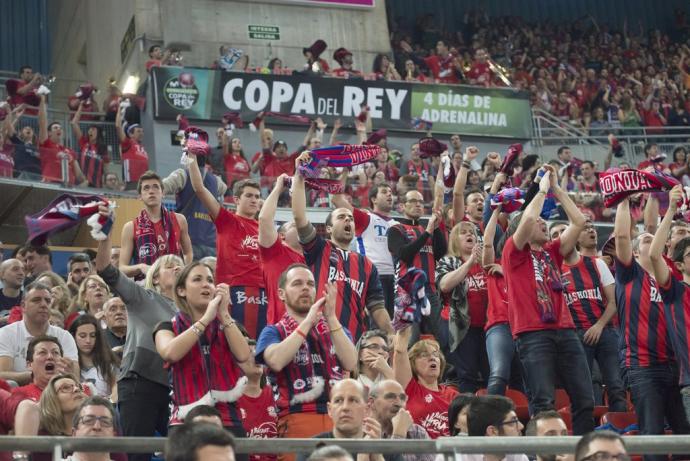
{"left": 574, "top": 431, "right": 628, "bottom": 461}
{"left": 462, "top": 395, "right": 527, "bottom": 461}
{"left": 65, "top": 396, "right": 118, "bottom": 461}
{"left": 355, "top": 330, "right": 393, "bottom": 391}
{"left": 387, "top": 190, "right": 446, "bottom": 344}
{"left": 368, "top": 379, "right": 433, "bottom": 461}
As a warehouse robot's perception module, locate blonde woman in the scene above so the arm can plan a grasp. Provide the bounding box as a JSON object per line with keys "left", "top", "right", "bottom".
{"left": 393, "top": 326, "right": 459, "bottom": 439}
{"left": 66, "top": 274, "right": 110, "bottom": 328}
{"left": 39, "top": 373, "right": 86, "bottom": 436}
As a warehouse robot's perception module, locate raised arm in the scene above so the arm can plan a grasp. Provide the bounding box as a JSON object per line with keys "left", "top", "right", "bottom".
{"left": 614, "top": 198, "right": 633, "bottom": 265}
{"left": 118, "top": 221, "right": 149, "bottom": 278}
{"left": 643, "top": 193, "right": 660, "bottom": 235}
{"left": 38, "top": 95, "right": 48, "bottom": 144}
{"left": 176, "top": 214, "right": 194, "bottom": 264}
{"left": 187, "top": 152, "right": 221, "bottom": 220}
{"left": 70, "top": 102, "right": 84, "bottom": 140}
{"left": 115, "top": 104, "right": 126, "bottom": 142}
{"left": 554, "top": 180, "right": 587, "bottom": 257}
{"left": 650, "top": 186, "right": 682, "bottom": 287}
{"left": 322, "top": 282, "right": 357, "bottom": 371}
{"left": 258, "top": 173, "right": 288, "bottom": 248}
{"left": 453, "top": 147, "right": 479, "bottom": 222}
{"left": 482, "top": 206, "right": 501, "bottom": 266}
{"left": 291, "top": 153, "right": 310, "bottom": 229}
{"left": 512, "top": 168, "right": 551, "bottom": 249}
{"left": 301, "top": 119, "right": 317, "bottom": 147}
{"left": 329, "top": 118, "right": 342, "bottom": 146}
{"left": 392, "top": 326, "right": 413, "bottom": 389}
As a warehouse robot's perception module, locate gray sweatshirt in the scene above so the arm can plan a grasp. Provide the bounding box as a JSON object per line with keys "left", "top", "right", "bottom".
{"left": 98, "top": 264, "right": 177, "bottom": 387}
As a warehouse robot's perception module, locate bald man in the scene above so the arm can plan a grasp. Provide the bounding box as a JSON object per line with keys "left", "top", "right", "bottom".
{"left": 0, "top": 259, "right": 25, "bottom": 319}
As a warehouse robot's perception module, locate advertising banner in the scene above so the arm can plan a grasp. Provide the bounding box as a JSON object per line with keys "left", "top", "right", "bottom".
{"left": 152, "top": 67, "right": 533, "bottom": 138}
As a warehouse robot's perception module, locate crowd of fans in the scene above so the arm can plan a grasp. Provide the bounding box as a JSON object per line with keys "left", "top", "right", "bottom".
{"left": 4, "top": 10, "right": 690, "bottom": 460}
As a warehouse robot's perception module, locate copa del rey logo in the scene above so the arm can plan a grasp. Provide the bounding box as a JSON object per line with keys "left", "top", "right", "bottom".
{"left": 599, "top": 170, "right": 655, "bottom": 196}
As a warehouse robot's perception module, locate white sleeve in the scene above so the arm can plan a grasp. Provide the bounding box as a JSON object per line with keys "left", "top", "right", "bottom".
{"left": 596, "top": 258, "right": 615, "bottom": 287}
{"left": 0, "top": 326, "right": 14, "bottom": 358}
{"left": 56, "top": 329, "right": 79, "bottom": 361}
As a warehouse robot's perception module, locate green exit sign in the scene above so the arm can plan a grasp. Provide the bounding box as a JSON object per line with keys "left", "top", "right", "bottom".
{"left": 248, "top": 25, "right": 280, "bottom": 40}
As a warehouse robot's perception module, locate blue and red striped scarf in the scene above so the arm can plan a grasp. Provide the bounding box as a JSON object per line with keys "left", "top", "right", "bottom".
{"left": 170, "top": 312, "right": 247, "bottom": 422}
{"left": 133, "top": 207, "right": 181, "bottom": 265}
{"left": 276, "top": 312, "right": 343, "bottom": 405}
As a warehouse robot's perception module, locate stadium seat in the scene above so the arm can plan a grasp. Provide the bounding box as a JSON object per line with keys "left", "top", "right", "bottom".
{"left": 555, "top": 388, "right": 571, "bottom": 410}
{"left": 557, "top": 408, "right": 573, "bottom": 435}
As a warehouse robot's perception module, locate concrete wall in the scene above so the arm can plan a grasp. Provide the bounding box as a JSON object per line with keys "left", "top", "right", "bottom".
{"left": 48, "top": 0, "right": 390, "bottom": 108}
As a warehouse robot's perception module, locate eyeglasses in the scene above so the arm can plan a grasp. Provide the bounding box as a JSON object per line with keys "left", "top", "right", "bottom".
{"left": 417, "top": 351, "right": 441, "bottom": 359}
{"left": 77, "top": 415, "right": 114, "bottom": 428}
{"left": 497, "top": 417, "right": 521, "bottom": 428}
{"left": 362, "top": 344, "right": 390, "bottom": 353}
{"left": 581, "top": 452, "right": 631, "bottom": 461}
{"left": 57, "top": 383, "right": 83, "bottom": 394}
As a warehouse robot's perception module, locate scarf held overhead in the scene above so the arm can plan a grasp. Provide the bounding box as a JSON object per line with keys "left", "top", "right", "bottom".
{"left": 599, "top": 168, "right": 679, "bottom": 208}
{"left": 25, "top": 194, "right": 113, "bottom": 246}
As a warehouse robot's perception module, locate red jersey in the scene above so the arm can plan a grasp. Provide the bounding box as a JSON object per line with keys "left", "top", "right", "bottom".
{"left": 466, "top": 263, "right": 488, "bottom": 328}
{"left": 12, "top": 383, "right": 42, "bottom": 401}
{"left": 423, "top": 55, "right": 459, "bottom": 84}
{"left": 39, "top": 139, "right": 77, "bottom": 184}
{"left": 330, "top": 68, "right": 363, "bottom": 78}
{"left": 404, "top": 379, "right": 458, "bottom": 439}
{"left": 562, "top": 256, "right": 609, "bottom": 330}
{"left": 215, "top": 208, "right": 263, "bottom": 288}
{"left": 237, "top": 387, "right": 278, "bottom": 461}
{"left": 120, "top": 138, "right": 149, "bottom": 183}
{"left": 660, "top": 276, "right": 690, "bottom": 386}
{"left": 262, "top": 151, "right": 298, "bottom": 180}
{"left": 260, "top": 239, "right": 305, "bottom": 324}
{"left": 5, "top": 79, "right": 39, "bottom": 113}
{"left": 614, "top": 257, "right": 673, "bottom": 368}
{"left": 303, "top": 234, "right": 384, "bottom": 341}
{"left": 485, "top": 272, "right": 509, "bottom": 331}
{"left": 467, "top": 62, "right": 493, "bottom": 86}
{"left": 224, "top": 154, "right": 250, "bottom": 185}
{"left": 664, "top": 253, "right": 684, "bottom": 281}
{"left": 78, "top": 136, "right": 109, "bottom": 188}
{"left": 502, "top": 237, "right": 575, "bottom": 337}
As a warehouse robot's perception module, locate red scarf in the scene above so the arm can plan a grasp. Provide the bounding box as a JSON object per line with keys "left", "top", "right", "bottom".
{"left": 133, "top": 207, "right": 181, "bottom": 265}
{"left": 276, "top": 313, "right": 343, "bottom": 405}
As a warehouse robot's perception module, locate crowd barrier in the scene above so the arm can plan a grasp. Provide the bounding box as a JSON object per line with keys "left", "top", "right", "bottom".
{"left": 3, "top": 435, "right": 690, "bottom": 460}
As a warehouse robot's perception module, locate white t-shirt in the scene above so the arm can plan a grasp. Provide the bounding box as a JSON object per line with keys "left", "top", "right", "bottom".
{"left": 0, "top": 321, "right": 78, "bottom": 371}
{"left": 81, "top": 365, "right": 113, "bottom": 398}
{"left": 595, "top": 257, "right": 615, "bottom": 287}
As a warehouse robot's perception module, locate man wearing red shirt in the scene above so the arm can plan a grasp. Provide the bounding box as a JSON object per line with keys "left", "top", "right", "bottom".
{"left": 5, "top": 66, "right": 41, "bottom": 112}
{"left": 12, "top": 336, "right": 67, "bottom": 401}
{"left": 145, "top": 45, "right": 171, "bottom": 73}
{"left": 637, "top": 143, "right": 669, "bottom": 172}
{"left": 423, "top": 41, "right": 461, "bottom": 84}
{"left": 188, "top": 152, "right": 267, "bottom": 339}
{"left": 116, "top": 104, "right": 149, "bottom": 187}
{"left": 501, "top": 166, "right": 594, "bottom": 435}
{"left": 259, "top": 174, "right": 305, "bottom": 324}
{"left": 330, "top": 48, "right": 363, "bottom": 79}
{"left": 38, "top": 95, "right": 86, "bottom": 186}
{"left": 466, "top": 48, "right": 494, "bottom": 87}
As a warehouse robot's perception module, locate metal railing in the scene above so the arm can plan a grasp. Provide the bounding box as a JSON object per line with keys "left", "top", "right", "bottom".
{"left": 2, "top": 435, "right": 690, "bottom": 461}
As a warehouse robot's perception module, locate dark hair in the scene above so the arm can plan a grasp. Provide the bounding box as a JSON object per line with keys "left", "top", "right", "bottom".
{"left": 166, "top": 423, "right": 236, "bottom": 461}
{"left": 307, "top": 445, "right": 354, "bottom": 461}
{"left": 525, "top": 410, "right": 563, "bottom": 436}
{"left": 10, "top": 245, "right": 28, "bottom": 259}
{"left": 68, "top": 253, "right": 92, "bottom": 272}
{"left": 137, "top": 171, "right": 162, "bottom": 194}
{"left": 368, "top": 184, "right": 392, "bottom": 209}
{"left": 448, "top": 393, "right": 476, "bottom": 436}
{"left": 521, "top": 154, "right": 540, "bottom": 172}
{"left": 581, "top": 160, "right": 595, "bottom": 169}
{"left": 557, "top": 146, "right": 570, "bottom": 157}
{"left": 148, "top": 45, "right": 161, "bottom": 56}
{"left": 672, "top": 236, "right": 690, "bottom": 262}
{"left": 575, "top": 430, "right": 626, "bottom": 461}
{"left": 372, "top": 54, "right": 390, "bottom": 74}
{"left": 26, "top": 335, "right": 63, "bottom": 362}
{"left": 278, "top": 263, "right": 310, "bottom": 290}
{"left": 47, "top": 122, "right": 61, "bottom": 133}
{"left": 644, "top": 143, "right": 657, "bottom": 156}
{"left": 72, "top": 396, "right": 118, "bottom": 431}
{"left": 467, "top": 395, "right": 515, "bottom": 436}
{"left": 268, "top": 58, "right": 282, "bottom": 70}
{"left": 19, "top": 65, "right": 32, "bottom": 75}
{"left": 233, "top": 178, "right": 261, "bottom": 198}
{"left": 25, "top": 245, "right": 53, "bottom": 264}
{"left": 69, "top": 314, "right": 119, "bottom": 385}
{"left": 184, "top": 405, "right": 222, "bottom": 424}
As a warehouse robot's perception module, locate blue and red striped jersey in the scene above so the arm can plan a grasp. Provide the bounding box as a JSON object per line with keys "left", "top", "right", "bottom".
{"left": 390, "top": 223, "right": 437, "bottom": 293}
{"left": 659, "top": 276, "right": 690, "bottom": 386}
{"left": 562, "top": 256, "right": 608, "bottom": 330}
{"left": 615, "top": 257, "right": 674, "bottom": 368}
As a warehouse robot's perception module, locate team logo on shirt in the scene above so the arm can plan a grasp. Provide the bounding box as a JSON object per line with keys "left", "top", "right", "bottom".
{"left": 163, "top": 73, "right": 199, "bottom": 110}
{"left": 267, "top": 406, "right": 277, "bottom": 418}
{"left": 424, "top": 393, "right": 433, "bottom": 403}
{"left": 241, "top": 235, "right": 259, "bottom": 251}
{"left": 293, "top": 379, "right": 306, "bottom": 390}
